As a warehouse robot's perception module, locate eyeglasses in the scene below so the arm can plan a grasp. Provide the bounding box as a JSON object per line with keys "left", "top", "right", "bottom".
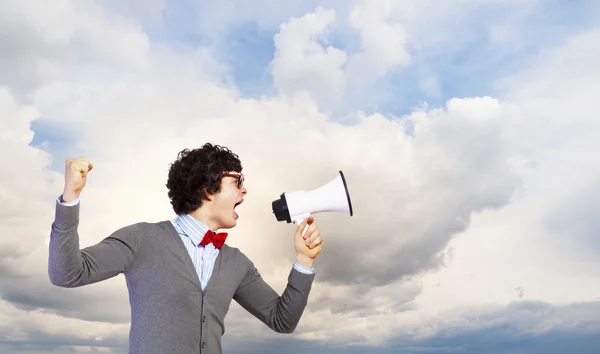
{"left": 223, "top": 171, "right": 244, "bottom": 189}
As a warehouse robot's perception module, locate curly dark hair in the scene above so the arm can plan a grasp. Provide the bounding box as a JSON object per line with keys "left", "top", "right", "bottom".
{"left": 166, "top": 143, "right": 243, "bottom": 215}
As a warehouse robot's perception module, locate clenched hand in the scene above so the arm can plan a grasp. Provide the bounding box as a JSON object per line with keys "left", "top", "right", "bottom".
{"left": 62, "top": 157, "right": 93, "bottom": 202}
{"left": 293, "top": 216, "right": 324, "bottom": 269}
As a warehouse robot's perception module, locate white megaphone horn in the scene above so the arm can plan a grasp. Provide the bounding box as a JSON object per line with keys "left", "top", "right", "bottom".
{"left": 272, "top": 170, "right": 354, "bottom": 225}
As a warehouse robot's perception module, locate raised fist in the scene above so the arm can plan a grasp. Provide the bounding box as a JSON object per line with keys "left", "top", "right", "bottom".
{"left": 62, "top": 157, "right": 94, "bottom": 202}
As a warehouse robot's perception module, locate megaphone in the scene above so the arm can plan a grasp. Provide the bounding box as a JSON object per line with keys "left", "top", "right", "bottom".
{"left": 272, "top": 170, "right": 353, "bottom": 225}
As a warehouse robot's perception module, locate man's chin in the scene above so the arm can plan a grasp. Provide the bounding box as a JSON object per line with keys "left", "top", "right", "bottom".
{"left": 223, "top": 217, "right": 237, "bottom": 229}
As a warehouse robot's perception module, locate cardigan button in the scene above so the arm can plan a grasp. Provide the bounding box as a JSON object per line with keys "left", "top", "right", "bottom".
{"left": 201, "top": 341, "right": 206, "bottom": 348}
{"left": 202, "top": 316, "right": 206, "bottom": 322}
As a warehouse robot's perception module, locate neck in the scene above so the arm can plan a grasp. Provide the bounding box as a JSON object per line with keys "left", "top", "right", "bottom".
{"left": 188, "top": 206, "right": 219, "bottom": 231}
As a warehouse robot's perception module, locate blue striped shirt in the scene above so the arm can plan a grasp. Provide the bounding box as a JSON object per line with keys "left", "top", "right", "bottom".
{"left": 170, "top": 214, "right": 220, "bottom": 290}
{"left": 170, "top": 214, "right": 315, "bottom": 290}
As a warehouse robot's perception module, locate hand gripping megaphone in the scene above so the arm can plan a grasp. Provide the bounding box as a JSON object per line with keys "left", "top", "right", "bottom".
{"left": 272, "top": 170, "right": 354, "bottom": 225}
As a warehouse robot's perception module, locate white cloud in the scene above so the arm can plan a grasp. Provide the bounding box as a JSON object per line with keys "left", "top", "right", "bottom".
{"left": 410, "top": 24, "right": 600, "bottom": 332}
{"left": 0, "top": 89, "right": 39, "bottom": 144}
{"left": 1, "top": 1, "right": 600, "bottom": 353}
{"left": 271, "top": 7, "right": 348, "bottom": 109}
{"left": 0, "top": 87, "right": 57, "bottom": 251}
{"left": 270, "top": 2, "right": 411, "bottom": 111}
{"left": 345, "top": 0, "right": 411, "bottom": 87}
{"left": 0, "top": 0, "right": 150, "bottom": 96}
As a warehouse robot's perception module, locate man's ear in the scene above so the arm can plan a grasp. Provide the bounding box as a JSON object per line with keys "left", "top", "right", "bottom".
{"left": 202, "top": 187, "right": 213, "bottom": 201}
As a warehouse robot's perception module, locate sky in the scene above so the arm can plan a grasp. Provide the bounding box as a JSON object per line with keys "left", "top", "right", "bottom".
{"left": 1, "top": 0, "right": 600, "bottom": 353}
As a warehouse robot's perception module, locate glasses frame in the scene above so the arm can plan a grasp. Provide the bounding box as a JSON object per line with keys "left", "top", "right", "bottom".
{"left": 223, "top": 171, "right": 244, "bottom": 189}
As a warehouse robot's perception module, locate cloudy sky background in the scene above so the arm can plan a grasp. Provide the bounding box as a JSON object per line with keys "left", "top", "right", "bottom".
{"left": 1, "top": 0, "right": 600, "bottom": 353}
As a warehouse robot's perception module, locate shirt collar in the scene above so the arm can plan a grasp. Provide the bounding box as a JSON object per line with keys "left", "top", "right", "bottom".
{"left": 174, "top": 214, "right": 214, "bottom": 246}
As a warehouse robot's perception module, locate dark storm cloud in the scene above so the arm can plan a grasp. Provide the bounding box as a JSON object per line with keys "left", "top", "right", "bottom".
{"left": 229, "top": 300, "right": 600, "bottom": 354}
{"left": 0, "top": 271, "right": 131, "bottom": 324}
{"left": 0, "top": 320, "right": 127, "bottom": 354}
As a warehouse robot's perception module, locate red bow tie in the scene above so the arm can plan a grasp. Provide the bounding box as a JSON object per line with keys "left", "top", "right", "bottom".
{"left": 199, "top": 230, "right": 228, "bottom": 249}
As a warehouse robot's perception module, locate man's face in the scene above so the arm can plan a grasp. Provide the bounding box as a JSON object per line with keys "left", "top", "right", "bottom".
{"left": 210, "top": 172, "right": 247, "bottom": 229}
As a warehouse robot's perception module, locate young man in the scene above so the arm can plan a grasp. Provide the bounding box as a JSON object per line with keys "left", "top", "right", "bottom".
{"left": 48, "top": 143, "right": 324, "bottom": 354}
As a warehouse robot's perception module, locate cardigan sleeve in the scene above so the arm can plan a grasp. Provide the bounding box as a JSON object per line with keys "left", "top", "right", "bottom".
{"left": 233, "top": 253, "right": 316, "bottom": 333}
{"left": 48, "top": 199, "right": 141, "bottom": 288}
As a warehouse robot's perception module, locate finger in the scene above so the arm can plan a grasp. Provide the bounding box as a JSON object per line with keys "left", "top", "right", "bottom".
{"left": 74, "top": 157, "right": 89, "bottom": 165}
{"left": 303, "top": 221, "right": 318, "bottom": 240}
{"left": 295, "top": 218, "right": 309, "bottom": 235}
{"left": 302, "top": 215, "right": 317, "bottom": 240}
{"left": 305, "top": 229, "right": 320, "bottom": 245}
{"left": 308, "top": 235, "right": 322, "bottom": 249}
{"left": 76, "top": 158, "right": 92, "bottom": 170}
{"left": 76, "top": 163, "right": 90, "bottom": 176}
{"left": 310, "top": 237, "right": 323, "bottom": 250}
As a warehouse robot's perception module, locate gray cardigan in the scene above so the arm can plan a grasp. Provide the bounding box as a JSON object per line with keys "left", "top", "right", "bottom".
{"left": 48, "top": 201, "right": 315, "bottom": 354}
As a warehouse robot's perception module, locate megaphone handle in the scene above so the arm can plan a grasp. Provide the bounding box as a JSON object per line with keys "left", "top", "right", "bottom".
{"left": 294, "top": 218, "right": 308, "bottom": 237}
{"left": 292, "top": 213, "right": 311, "bottom": 237}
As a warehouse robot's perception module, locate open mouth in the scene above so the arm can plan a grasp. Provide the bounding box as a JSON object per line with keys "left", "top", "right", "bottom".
{"left": 233, "top": 200, "right": 243, "bottom": 219}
